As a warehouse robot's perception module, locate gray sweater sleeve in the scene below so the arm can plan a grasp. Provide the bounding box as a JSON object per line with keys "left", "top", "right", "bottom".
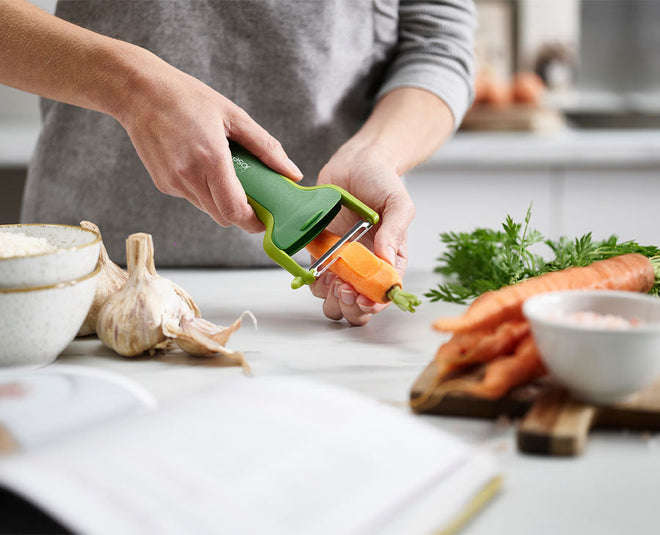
{"left": 376, "top": 0, "right": 477, "bottom": 129}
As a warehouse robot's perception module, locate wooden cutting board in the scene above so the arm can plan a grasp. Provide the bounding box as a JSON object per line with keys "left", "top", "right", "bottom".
{"left": 410, "top": 361, "right": 660, "bottom": 456}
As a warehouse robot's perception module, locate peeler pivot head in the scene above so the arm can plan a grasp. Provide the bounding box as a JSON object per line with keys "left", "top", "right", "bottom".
{"left": 229, "top": 142, "right": 379, "bottom": 289}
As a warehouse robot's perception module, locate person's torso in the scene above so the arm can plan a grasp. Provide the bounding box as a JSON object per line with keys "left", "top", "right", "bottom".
{"left": 22, "top": 0, "right": 399, "bottom": 266}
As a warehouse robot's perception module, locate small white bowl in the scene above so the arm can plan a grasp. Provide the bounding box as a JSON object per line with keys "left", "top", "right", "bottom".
{"left": 0, "top": 264, "right": 101, "bottom": 367}
{"left": 0, "top": 224, "right": 101, "bottom": 289}
{"left": 523, "top": 290, "right": 660, "bottom": 404}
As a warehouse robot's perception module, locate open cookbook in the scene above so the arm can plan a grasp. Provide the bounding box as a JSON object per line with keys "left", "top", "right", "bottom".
{"left": 0, "top": 365, "right": 501, "bottom": 535}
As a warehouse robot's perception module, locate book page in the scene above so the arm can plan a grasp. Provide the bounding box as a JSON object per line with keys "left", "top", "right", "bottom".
{"left": 0, "top": 376, "right": 499, "bottom": 535}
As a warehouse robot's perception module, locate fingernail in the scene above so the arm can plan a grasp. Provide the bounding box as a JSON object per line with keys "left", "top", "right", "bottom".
{"left": 340, "top": 289, "right": 356, "bottom": 305}
{"left": 287, "top": 158, "right": 303, "bottom": 178}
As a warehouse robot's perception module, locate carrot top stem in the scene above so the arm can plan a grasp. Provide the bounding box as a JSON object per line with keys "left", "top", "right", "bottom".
{"left": 386, "top": 286, "right": 422, "bottom": 313}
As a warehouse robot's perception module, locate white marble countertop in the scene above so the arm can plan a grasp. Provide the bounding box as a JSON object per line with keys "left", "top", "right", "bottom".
{"left": 3, "top": 122, "right": 660, "bottom": 169}
{"left": 55, "top": 267, "right": 660, "bottom": 535}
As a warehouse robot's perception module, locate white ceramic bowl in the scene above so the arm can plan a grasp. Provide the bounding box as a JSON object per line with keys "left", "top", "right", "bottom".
{"left": 0, "top": 224, "right": 101, "bottom": 289}
{"left": 523, "top": 290, "right": 660, "bottom": 404}
{"left": 0, "top": 264, "right": 101, "bottom": 367}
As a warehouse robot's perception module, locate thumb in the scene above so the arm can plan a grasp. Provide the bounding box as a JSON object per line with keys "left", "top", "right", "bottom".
{"left": 373, "top": 191, "right": 415, "bottom": 271}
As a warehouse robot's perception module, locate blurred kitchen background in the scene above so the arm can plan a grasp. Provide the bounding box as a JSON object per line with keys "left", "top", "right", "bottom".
{"left": 1, "top": 0, "right": 660, "bottom": 270}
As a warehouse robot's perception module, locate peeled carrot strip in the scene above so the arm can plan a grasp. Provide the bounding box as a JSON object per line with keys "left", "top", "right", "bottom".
{"left": 433, "top": 253, "right": 656, "bottom": 333}
{"left": 306, "top": 229, "right": 420, "bottom": 312}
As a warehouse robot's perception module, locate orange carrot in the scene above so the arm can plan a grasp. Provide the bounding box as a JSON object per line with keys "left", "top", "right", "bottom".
{"left": 306, "top": 229, "right": 421, "bottom": 312}
{"left": 433, "top": 320, "right": 530, "bottom": 380}
{"left": 433, "top": 253, "right": 655, "bottom": 333}
{"left": 410, "top": 320, "right": 530, "bottom": 411}
{"left": 412, "top": 334, "right": 545, "bottom": 410}
{"left": 463, "top": 335, "right": 546, "bottom": 399}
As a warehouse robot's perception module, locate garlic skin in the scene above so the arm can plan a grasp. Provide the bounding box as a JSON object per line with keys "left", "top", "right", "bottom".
{"left": 77, "top": 221, "right": 129, "bottom": 337}
{"left": 162, "top": 311, "right": 256, "bottom": 372}
{"left": 96, "top": 233, "right": 199, "bottom": 357}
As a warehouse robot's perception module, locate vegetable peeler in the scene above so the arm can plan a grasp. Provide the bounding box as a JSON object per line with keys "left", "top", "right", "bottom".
{"left": 229, "top": 141, "right": 379, "bottom": 289}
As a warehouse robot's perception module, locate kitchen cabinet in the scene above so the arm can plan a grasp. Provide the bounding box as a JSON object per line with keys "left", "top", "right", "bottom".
{"left": 405, "top": 166, "right": 555, "bottom": 271}
{"left": 405, "top": 129, "right": 660, "bottom": 270}
{"left": 561, "top": 168, "right": 660, "bottom": 245}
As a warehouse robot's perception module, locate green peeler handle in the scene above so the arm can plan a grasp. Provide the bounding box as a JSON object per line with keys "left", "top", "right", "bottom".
{"left": 229, "top": 142, "right": 307, "bottom": 225}
{"left": 229, "top": 141, "right": 379, "bottom": 288}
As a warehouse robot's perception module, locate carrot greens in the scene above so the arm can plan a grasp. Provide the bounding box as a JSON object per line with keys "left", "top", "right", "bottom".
{"left": 426, "top": 206, "right": 660, "bottom": 304}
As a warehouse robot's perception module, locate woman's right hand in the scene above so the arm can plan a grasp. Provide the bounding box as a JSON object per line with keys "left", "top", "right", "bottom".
{"left": 1, "top": 1, "right": 302, "bottom": 233}
{"left": 117, "top": 55, "right": 303, "bottom": 233}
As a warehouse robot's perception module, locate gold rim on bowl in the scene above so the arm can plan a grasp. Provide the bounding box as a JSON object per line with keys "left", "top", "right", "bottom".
{"left": 0, "top": 263, "right": 102, "bottom": 294}
{"left": 0, "top": 223, "right": 102, "bottom": 261}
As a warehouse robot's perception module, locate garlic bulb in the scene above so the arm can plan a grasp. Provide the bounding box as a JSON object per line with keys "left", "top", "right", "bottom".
{"left": 96, "top": 232, "right": 200, "bottom": 357}
{"left": 77, "top": 221, "right": 129, "bottom": 337}
{"left": 162, "top": 311, "right": 256, "bottom": 373}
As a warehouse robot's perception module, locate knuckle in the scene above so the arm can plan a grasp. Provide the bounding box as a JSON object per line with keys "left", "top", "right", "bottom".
{"left": 175, "top": 156, "right": 201, "bottom": 182}
{"left": 265, "top": 135, "right": 283, "bottom": 154}
{"left": 176, "top": 146, "right": 228, "bottom": 184}
{"left": 220, "top": 205, "right": 242, "bottom": 224}
{"left": 225, "top": 108, "right": 251, "bottom": 135}
{"left": 252, "top": 135, "right": 283, "bottom": 160}
{"left": 220, "top": 203, "right": 251, "bottom": 225}
{"left": 153, "top": 175, "right": 180, "bottom": 196}
{"left": 389, "top": 226, "right": 407, "bottom": 248}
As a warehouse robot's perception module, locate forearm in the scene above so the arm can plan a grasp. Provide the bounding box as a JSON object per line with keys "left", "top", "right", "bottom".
{"left": 0, "top": 0, "right": 157, "bottom": 121}
{"left": 349, "top": 87, "right": 454, "bottom": 175}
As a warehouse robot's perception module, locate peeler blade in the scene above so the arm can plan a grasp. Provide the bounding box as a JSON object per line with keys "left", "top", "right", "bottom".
{"left": 309, "top": 220, "right": 372, "bottom": 278}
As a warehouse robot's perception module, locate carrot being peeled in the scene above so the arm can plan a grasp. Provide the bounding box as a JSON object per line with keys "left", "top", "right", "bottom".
{"left": 306, "top": 229, "right": 421, "bottom": 312}
{"left": 433, "top": 253, "right": 657, "bottom": 333}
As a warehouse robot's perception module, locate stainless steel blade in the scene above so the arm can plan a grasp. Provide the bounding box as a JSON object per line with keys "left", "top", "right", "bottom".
{"left": 309, "top": 220, "right": 372, "bottom": 278}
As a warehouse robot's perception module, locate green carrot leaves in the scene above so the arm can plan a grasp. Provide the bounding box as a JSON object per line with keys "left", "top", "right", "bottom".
{"left": 426, "top": 206, "right": 660, "bottom": 304}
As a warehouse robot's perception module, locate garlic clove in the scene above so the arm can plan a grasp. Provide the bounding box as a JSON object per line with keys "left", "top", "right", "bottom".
{"left": 162, "top": 312, "right": 255, "bottom": 373}
{"left": 77, "top": 221, "right": 129, "bottom": 337}
{"left": 96, "top": 233, "right": 198, "bottom": 357}
{"left": 170, "top": 280, "right": 201, "bottom": 318}
{"left": 181, "top": 311, "right": 255, "bottom": 350}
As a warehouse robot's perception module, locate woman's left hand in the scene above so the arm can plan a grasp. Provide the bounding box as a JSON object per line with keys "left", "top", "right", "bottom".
{"left": 309, "top": 140, "right": 415, "bottom": 326}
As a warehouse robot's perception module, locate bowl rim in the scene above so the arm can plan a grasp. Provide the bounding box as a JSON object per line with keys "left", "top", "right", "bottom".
{"left": 523, "top": 289, "right": 660, "bottom": 334}
{"left": 0, "top": 263, "right": 102, "bottom": 294}
{"left": 0, "top": 223, "right": 101, "bottom": 261}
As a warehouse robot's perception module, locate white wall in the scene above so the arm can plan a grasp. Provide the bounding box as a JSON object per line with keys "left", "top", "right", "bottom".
{"left": 405, "top": 162, "right": 660, "bottom": 273}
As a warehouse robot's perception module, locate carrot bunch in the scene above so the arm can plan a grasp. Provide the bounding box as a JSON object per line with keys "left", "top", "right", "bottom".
{"left": 411, "top": 253, "right": 659, "bottom": 412}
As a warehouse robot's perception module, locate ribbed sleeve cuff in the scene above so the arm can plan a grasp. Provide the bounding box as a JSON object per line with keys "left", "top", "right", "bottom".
{"left": 375, "top": 64, "right": 474, "bottom": 132}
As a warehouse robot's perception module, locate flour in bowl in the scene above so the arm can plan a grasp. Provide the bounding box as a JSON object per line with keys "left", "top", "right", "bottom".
{"left": 0, "top": 231, "right": 58, "bottom": 258}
